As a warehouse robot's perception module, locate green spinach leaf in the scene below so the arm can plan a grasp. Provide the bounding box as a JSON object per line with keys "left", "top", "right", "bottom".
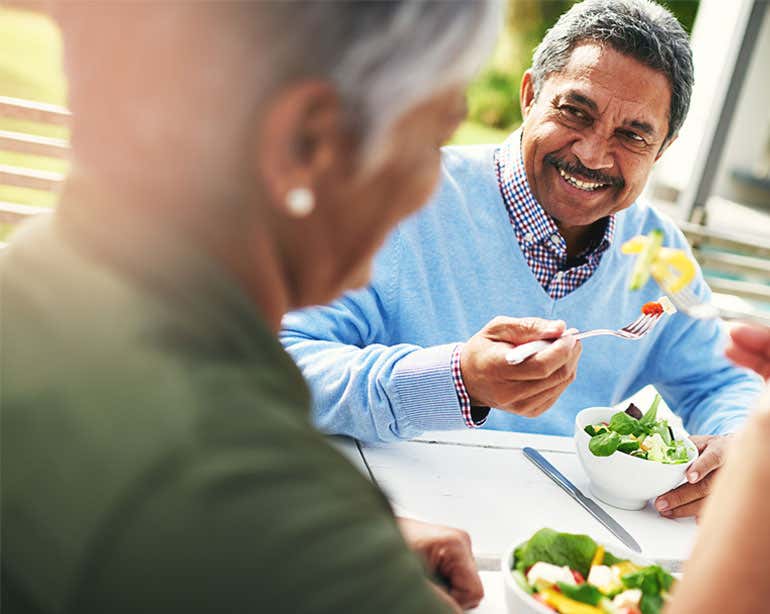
{"left": 617, "top": 437, "right": 641, "bottom": 453}
{"left": 640, "top": 593, "right": 664, "bottom": 614}
{"left": 513, "top": 529, "right": 600, "bottom": 578}
{"left": 589, "top": 431, "right": 621, "bottom": 456}
{"left": 557, "top": 582, "right": 602, "bottom": 606}
{"left": 603, "top": 550, "right": 624, "bottom": 566}
{"left": 609, "top": 412, "right": 644, "bottom": 436}
{"left": 640, "top": 394, "right": 662, "bottom": 431}
{"left": 622, "top": 565, "right": 674, "bottom": 596}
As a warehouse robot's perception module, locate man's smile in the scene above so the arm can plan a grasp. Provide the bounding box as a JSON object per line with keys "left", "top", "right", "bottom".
{"left": 556, "top": 165, "right": 609, "bottom": 192}
{"left": 544, "top": 151, "right": 624, "bottom": 196}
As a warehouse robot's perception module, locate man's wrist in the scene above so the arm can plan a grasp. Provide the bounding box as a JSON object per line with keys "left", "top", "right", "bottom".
{"left": 452, "top": 344, "right": 489, "bottom": 428}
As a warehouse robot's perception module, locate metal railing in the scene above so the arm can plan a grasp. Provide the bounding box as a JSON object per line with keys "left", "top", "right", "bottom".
{"left": 0, "top": 95, "right": 767, "bottom": 312}
{"left": 677, "top": 220, "right": 770, "bottom": 307}
{"left": 0, "top": 96, "right": 69, "bottom": 235}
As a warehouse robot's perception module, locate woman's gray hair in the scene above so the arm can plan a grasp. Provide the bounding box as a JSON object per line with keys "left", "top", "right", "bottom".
{"left": 530, "top": 0, "right": 694, "bottom": 145}
{"left": 59, "top": 1, "right": 501, "bottom": 186}
{"left": 257, "top": 1, "right": 502, "bottom": 168}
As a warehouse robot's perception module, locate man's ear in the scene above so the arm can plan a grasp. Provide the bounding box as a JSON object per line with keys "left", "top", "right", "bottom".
{"left": 654, "top": 133, "right": 678, "bottom": 162}
{"left": 520, "top": 69, "right": 537, "bottom": 120}
{"left": 256, "top": 81, "right": 343, "bottom": 216}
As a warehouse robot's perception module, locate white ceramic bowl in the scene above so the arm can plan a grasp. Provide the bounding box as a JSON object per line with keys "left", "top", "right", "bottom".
{"left": 574, "top": 406, "right": 698, "bottom": 510}
{"left": 500, "top": 538, "right": 655, "bottom": 613}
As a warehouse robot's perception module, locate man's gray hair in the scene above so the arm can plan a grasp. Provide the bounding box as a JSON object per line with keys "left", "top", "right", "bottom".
{"left": 530, "top": 0, "right": 694, "bottom": 144}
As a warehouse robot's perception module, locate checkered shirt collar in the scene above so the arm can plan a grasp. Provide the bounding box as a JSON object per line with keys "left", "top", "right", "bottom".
{"left": 496, "top": 129, "right": 616, "bottom": 257}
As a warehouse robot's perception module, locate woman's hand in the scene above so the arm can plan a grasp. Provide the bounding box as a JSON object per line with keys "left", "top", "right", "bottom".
{"left": 397, "top": 517, "right": 484, "bottom": 611}
{"left": 726, "top": 323, "right": 770, "bottom": 380}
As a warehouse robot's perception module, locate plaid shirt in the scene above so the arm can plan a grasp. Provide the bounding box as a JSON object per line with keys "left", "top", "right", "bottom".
{"left": 495, "top": 131, "right": 615, "bottom": 299}
{"left": 453, "top": 130, "right": 615, "bottom": 427}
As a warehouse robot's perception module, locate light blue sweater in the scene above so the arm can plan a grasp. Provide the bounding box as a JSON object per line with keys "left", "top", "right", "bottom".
{"left": 281, "top": 144, "right": 761, "bottom": 442}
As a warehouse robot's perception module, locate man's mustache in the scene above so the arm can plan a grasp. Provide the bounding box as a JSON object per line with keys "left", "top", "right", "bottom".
{"left": 544, "top": 153, "right": 625, "bottom": 189}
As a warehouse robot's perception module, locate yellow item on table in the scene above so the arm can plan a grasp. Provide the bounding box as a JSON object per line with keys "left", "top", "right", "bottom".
{"left": 540, "top": 589, "right": 604, "bottom": 614}
{"left": 613, "top": 561, "right": 642, "bottom": 577}
{"left": 590, "top": 545, "right": 604, "bottom": 569}
{"left": 622, "top": 234, "right": 696, "bottom": 293}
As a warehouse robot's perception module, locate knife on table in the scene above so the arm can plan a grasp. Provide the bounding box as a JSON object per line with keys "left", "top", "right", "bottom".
{"left": 522, "top": 446, "right": 642, "bottom": 554}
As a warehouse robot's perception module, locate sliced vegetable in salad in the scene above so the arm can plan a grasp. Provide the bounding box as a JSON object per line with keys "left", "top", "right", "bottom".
{"left": 584, "top": 395, "right": 691, "bottom": 464}
{"left": 626, "top": 229, "right": 663, "bottom": 291}
{"left": 622, "top": 230, "right": 696, "bottom": 293}
{"left": 512, "top": 528, "right": 675, "bottom": 614}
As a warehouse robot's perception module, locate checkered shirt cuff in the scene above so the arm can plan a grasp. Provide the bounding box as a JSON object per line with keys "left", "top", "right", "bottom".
{"left": 451, "top": 344, "right": 487, "bottom": 428}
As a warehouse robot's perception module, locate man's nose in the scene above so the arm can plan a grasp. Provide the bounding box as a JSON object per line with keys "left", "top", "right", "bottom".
{"left": 571, "top": 131, "right": 614, "bottom": 171}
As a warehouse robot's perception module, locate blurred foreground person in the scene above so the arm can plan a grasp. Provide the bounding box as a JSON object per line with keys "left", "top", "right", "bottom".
{"left": 667, "top": 322, "right": 770, "bottom": 614}
{"left": 1, "top": 3, "right": 500, "bottom": 613}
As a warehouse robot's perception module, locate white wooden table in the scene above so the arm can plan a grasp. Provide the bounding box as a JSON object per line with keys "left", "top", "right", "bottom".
{"left": 332, "top": 426, "right": 697, "bottom": 614}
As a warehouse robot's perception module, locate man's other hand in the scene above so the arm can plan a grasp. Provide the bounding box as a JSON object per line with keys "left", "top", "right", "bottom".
{"left": 654, "top": 434, "right": 733, "bottom": 519}
{"left": 460, "top": 317, "right": 581, "bottom": 417}
{"left": 397, "top": 517, "right": 483, "bottom": 611}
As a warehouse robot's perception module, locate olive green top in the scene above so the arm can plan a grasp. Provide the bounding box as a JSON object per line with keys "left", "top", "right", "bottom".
{"left": 1, "top": 185, "right": 448, "bottom": 614}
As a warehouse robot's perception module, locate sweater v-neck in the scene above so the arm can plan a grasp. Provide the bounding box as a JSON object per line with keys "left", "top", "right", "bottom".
{"left": 481, "top": 145, "right": 623, "bottom": 318}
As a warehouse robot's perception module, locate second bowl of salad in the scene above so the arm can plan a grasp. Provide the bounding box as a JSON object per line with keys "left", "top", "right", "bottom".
{"left": 502, "top": 528, "right": 676, "bottom": 614}
{"left": 575, "top": 397, "right": 698, "bottom": 510}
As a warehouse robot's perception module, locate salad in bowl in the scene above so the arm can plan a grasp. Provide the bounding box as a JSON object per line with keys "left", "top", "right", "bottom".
{"left": 503, "top": 528, "right": 675, "bottom": 614}
{"left": 583, "top": 395, "right": 691, "bottom": 465}
{"left": 575, "top": 399, "right": 698, "bottom": 509}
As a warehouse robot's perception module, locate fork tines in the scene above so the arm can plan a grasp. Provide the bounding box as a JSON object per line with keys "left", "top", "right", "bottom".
{"left": 622, "top": 313, "right": 660, "bottom": 337}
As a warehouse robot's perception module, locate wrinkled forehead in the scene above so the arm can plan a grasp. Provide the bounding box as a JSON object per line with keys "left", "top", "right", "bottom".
{"left": 546, "top": 42, "right": 672, "bottom": 139}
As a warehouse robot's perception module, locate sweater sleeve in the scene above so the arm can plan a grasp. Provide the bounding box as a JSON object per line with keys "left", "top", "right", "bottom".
{"left": 71, "top": 421, "right": 452, "bottom": 614}
{"left": 280, "top": 231, "right": 470, "bottom": 443}
{"left": 641, "top": 267, "right": 762, "bottom": 436}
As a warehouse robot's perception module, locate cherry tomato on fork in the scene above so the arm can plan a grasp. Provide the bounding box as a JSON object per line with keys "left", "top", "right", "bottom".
{"left": 641, "top": 301, "right": 664, "bottom": 316}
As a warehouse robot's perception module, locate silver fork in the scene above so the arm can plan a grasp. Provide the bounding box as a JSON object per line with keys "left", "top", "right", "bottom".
{"left": 665, "top": 286, "right": 770, "bottom": 324}
{"left": 505, "top": 312, "right": 663, "bottom": 365}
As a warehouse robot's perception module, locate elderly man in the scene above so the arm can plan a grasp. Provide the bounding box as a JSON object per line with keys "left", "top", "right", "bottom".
{"left": 281, "top": 0, "right": 763, "bottom": 520}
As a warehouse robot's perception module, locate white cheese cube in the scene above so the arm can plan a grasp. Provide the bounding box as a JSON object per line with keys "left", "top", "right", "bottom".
{"left": 658, "top": 296, "right": 676, "bottom": 314}
{"left": 613, "top": 589, "right": 643, "bottom": 608}
{"left": 641, "top": 433, "right": 667, "bottom": 456}
{"left": 587, "top": 565, "right": 623, "bottom": 592}
{"left": 526, "top": 562, "right": 576, "bottom": 588}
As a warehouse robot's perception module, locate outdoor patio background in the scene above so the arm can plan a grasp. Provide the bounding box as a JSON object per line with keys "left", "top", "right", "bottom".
{"left": 0, "top": 1, "right": 700, "bottom": 218}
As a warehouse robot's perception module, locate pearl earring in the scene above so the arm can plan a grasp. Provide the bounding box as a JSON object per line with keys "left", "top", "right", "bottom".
{"left": 285, "top": 187, "right": 315, "bottom": 218}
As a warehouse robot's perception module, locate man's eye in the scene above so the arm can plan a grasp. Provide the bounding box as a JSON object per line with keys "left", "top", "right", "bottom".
{"left": 560, "top": 105, "right": 588, "bottom": 120}
{"left": 622, "top": 130, "right": 646, "bottom": 144}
